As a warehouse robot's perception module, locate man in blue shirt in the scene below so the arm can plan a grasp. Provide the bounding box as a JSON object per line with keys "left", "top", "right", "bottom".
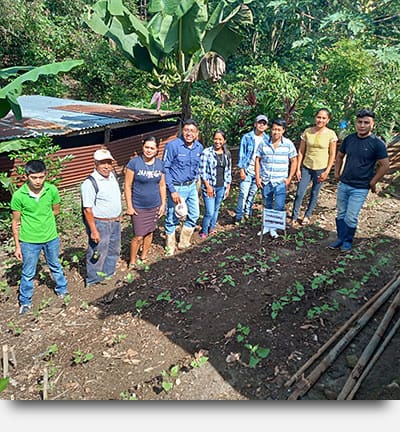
{"left": 163, "top": 119, "right": 204, "bottom": 255}
{"left": 328, "top": 109, "right": 389, "bottom": 251}
{"left": 234, "top": 114, "right": 269, "bottom": 223}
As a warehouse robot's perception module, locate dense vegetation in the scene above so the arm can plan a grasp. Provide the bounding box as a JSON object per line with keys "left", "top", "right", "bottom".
{"left": 1, "top": 0, "right": 399, "bottom": 146}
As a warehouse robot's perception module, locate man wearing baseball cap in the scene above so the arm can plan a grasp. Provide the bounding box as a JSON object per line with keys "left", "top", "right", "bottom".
{"left": 81, "top": 147, "right": 122, "bottom": 286}
{"left": 233, "top": 114, "right": 269, "bottom": 223}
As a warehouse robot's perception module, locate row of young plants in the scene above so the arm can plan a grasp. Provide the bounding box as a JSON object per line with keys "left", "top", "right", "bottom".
{"left": 269, "top": 238, "right": 393, "bottom": 321}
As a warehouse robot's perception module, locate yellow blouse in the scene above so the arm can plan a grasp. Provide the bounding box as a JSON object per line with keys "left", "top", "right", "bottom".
{"left": 302, "top": 127, "right": 338, "bottom": 170}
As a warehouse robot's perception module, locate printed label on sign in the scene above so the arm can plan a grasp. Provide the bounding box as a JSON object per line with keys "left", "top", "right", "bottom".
{"left": 263, "top": 209, "right": 286, "bottom": 230}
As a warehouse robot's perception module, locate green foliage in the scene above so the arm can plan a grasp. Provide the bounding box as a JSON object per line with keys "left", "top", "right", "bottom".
{"left": 72, "top": 349, "right": 94, "bottom": 365}
{"left": 0, "top": 377, "right": 9, "bottom": 393}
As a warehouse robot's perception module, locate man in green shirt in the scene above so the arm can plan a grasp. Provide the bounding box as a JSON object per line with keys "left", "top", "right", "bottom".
{"left": 11, "top": 160, "right": 68, "bottom": 315}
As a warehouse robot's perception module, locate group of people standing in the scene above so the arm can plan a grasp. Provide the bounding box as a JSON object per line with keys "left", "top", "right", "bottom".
{"left": 11, "top": 109, "right": 389, "bottom": 315}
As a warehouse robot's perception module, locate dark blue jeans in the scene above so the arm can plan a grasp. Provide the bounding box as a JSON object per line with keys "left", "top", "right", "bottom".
{"left": 201, "top": 185, "right": 226, "bottom": 233}
{"left": 86, "top": 220, "right": 121, "bottom": 286}
{"left": 19, "top": 237, "right": 68, "bottom": 306}
{"left": 262, "top": 181, "right": 286, "bottom": 211}
{"left": 292, "top": 166, "right": 325, "bottom": 220}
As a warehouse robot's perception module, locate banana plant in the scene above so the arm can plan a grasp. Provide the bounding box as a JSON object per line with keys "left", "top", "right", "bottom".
{"left": 0, "top": 60, "right": 84, "bottom": 121}
{"left": 85, "top": 0, "right": 253, "bottom": 119}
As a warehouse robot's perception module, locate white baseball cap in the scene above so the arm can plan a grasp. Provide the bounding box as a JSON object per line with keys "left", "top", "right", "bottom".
{"left": 94, "top": 149, "right": 115, "bottom": 161}
{"left": 174, "top": 201, "right": 188, "bottom": 220}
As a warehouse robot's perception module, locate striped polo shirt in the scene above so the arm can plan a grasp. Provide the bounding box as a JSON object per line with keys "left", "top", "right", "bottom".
{"left": 256, "top": 137, "right": 297, "bottom": 185}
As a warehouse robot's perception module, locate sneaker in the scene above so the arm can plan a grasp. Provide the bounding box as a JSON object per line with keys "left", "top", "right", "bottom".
{"left": 200, "top": 232, "right": 207, "bottom": 239}
{"left": 257, "top": 228, "right": 270, "bottom": 236}
{"left": 209, "top": 230, "right": 217, "bottom": 236}
{"left": 302, "top": 217, "right": 310, "bottom": 225}
{"left": 57, "top": 292, "right": 69, "bottom": 299}
{"left": 19, "top": 304, "right": 31, "bottom": 315}
{"left": 270, "top": 229, "right": 279, "bottom": 238}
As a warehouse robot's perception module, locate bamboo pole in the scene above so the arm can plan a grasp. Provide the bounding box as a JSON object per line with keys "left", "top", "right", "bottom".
{"left": 287, "top": 276, "right": 400, "bottom": 399}
{"left": 346, "top": 315, "right": 400, "bottom": 400}
{"left": 285, "top": 271, "right": 400, "bottom": 389}
{"left": 337, "top": 287, "right": 400, "bottom": 400}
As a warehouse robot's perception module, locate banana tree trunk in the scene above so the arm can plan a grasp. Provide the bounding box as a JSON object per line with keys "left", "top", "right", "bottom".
{"left": 180, "top": 82, "right": 192, "bottom": 120}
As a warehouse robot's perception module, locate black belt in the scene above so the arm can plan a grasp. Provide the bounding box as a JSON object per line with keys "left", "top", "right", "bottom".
{"left": 173, "top": 180, "right": 195, "bottom": 186}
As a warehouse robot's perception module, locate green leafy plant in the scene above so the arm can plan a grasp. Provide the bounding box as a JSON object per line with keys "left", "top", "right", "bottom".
{"left": 245, "top": 343, "right": 270, "bottom": 368}
{"left": 135, "top": 299, "right": 149, "bottom": 316}
{"left": 175, "top": 300, "right": 192, "bottom": 313}
{"left": 156, "top": 290, "right": 172, "bottom": 302}
{"left": 190, "top": 356, "right": 209, "bottom": 368}
{"left": 72, "top": 349, "right": 94, "bottom": 365}
{"left": 7, "top": 321, "right": 22, "bottom": 336}
{"left": 221, "top": 274, "right": 236, "bottom": 287}
{"left": 0, "top": 377, "right": 9, "bottom": 393}
{"left": 307, "top": 300, "right": 340, "bottom": 319}
{"left": 119, "top": 391, "right": 138, "bottom": 400}
{"left": 236, "top": 323, "right": 250, "bottom": 343}
{"left": 161, "top": 364, "right": 180, "bottom": 393}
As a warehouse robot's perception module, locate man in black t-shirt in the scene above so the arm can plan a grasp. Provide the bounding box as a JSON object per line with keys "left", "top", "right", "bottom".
{"left": 328, "top": 109, "right": 389, "bottom": 251}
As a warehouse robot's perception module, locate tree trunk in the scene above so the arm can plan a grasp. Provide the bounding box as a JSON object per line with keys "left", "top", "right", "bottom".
{"left": 180, "top": 82, "right": 192, "bottom": 120}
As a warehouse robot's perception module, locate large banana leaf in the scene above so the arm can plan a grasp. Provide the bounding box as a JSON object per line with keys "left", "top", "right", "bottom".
{"left": 0, "top": 60, "right": 83, "bottom": 120}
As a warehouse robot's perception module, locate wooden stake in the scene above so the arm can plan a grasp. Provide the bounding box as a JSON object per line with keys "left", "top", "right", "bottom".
{"left": 43, "top": 367, "right": 48, "bottom": 400}
{"left": 346, "top": 315, "right": 400, "bottom": 400}
{"left": 287, "top": 276, "right": 400, "bottom": 399}
{"left": 285, "top": 271, "right": 400, "bottom": 389}
{"left": 2, "top": 345, "right": 8, "bottom": 378}
{"left": 337, "top": 287, "right": 400, "bottom": 400}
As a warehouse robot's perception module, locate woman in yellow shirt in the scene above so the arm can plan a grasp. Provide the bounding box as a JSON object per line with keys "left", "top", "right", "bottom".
{"left": 290, "top": 108, "right": 338, "bottom": 226}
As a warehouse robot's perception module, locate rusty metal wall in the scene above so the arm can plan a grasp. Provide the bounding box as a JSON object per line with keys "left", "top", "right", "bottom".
{"left": 0, "top": 125, "right": 178, "bottom": 191}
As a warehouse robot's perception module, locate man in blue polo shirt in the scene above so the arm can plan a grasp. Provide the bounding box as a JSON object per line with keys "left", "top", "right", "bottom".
{"left": 163, "top": 119, "right": 204, "bottom": 255}
{"left": 328, "top": 109, "right": 389, "bottom": 251}
{"left": 255, "top": 119, "right": 297, "bottom": 238}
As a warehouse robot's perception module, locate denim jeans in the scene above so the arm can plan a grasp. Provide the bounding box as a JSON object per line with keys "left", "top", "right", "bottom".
{"left": 262, "top": 181, "right": 287, "bottom": 211}
{"left": 201, "top": 186, "right": 226, "bottom": 233}
{"left": 292, "top": 166, "right": 325, "bottom": 220}
{"left": 336, "top": 181, "right": 369, "bottom": 228}
{"left": 165, "top": 182, "right": 200, "bottom": 235}
{"left": 19, "top": 237, "right": 68, "bottom": 306}
{"left": 235, "top": 173, "right": 258, "bottom": 220}
{"left": 86, "top": 220, "right": 121, "bottom": 285}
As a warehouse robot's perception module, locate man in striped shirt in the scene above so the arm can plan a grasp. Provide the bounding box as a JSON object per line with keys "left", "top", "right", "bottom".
{"left": 255, "top": 119, "right": 297, "bottom": 238}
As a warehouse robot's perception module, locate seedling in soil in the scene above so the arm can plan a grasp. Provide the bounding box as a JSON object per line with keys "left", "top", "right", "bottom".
{"left": 112, "top": 334, "right": 127, "bottom": 345}
{"left": 161, "top": 364, "right": 180, "bottom": 392}
{"left": 201, "top": 245, "right": 211, "bottom": 253}
{"left": 7, "top": 321, "right": 22, "bottom": 336}
{"left": 307, "top": 300, "right": 340, "bottom": 319}
{"left": 236, "top": 323, "right": 250, "bottom": 342}
{"left": 80, "top": 301, "right": 90, "bottom": 310}
{"left": 175, "top": 300, "right": 192, "bottom": 313}
{"left": 245, "top": 343, "right": 270, "bottom": 368}
{"left": 0, "top": 280, "right": 11, "bottom": 299}
{"left": 221, "top": 274, "right": 236, "bottom": 287}
{"left": 135, "top": 299, "right": 149, "bottom": 316}
{"left": 72, "top": 349, "right": 94, "bottom": 365}
{"left": 44, "top": 344, "right": 59, "bottom": 360}
{"left": 156, "top": 290, "right": 172, "bottom": 302}
{"left": 0, "top": 378, "right": 10, "bottom": 393}
{"left": 119, "top": 391, "right": 138, "bottom": 400}
{"left": 196, "top": 271, "right": 209, "bottom": 285}
{"left": 125, "top": 272, "right": 136, "bottom": 283}
{"left": 190, "top": 356, "right": 208, "bottom": 368}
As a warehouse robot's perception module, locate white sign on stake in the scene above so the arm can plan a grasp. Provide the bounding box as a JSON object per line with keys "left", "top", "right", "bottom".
{"left": 262, "top": 208, "right": 286, "bottom": 231}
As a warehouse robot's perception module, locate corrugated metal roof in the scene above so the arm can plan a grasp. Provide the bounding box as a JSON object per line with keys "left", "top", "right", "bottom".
{"left": 0, "top": 95, "right": 181, "bottom": 141}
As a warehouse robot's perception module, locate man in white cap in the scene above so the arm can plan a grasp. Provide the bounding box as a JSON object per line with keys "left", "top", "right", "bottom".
{"left": 81, "top": 148, "right": 122, "bottom": 286}
{"left": 233, "top": 114, "right": 269, "bottom": 223}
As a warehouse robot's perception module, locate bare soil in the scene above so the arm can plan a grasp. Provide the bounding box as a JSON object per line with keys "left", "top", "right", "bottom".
{"left": 1, "top": 170, "right": 400, "bottom": 400}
